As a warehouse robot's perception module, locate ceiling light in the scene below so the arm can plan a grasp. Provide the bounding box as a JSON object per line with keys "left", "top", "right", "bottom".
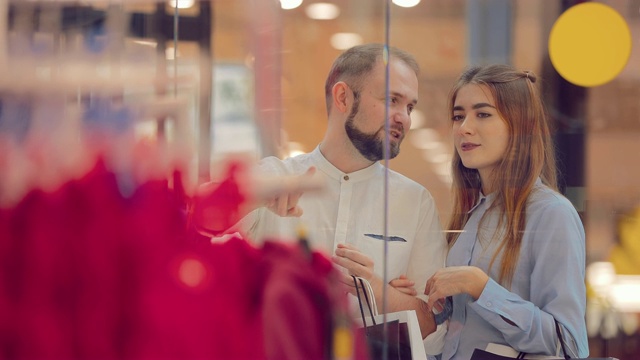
{"left": 168, "top": 0, "right": 195, "bottom": 9}
{"left": 305, "top": 3, "right": 340, "bottom": 20}
{"left": 330, "top": 33, "right": 363, "bottom": 50}
{"left": 392, "top": 0, "right": 420, "bottom": 8}
{"left": 280, "top": 0, "right": 303, "bottom": 10}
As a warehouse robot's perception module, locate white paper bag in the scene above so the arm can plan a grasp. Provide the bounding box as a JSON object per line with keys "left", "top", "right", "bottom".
{"left": 483, "top": 343, "right": 564, "bottom": 359}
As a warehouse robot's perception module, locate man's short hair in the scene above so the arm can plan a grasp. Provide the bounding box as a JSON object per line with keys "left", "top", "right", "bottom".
{"left": 324, "top": 43, "right": 419, "bottom": 114}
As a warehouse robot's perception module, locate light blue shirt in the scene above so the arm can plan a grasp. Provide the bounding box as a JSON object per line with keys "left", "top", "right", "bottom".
{"left": 441, "top": 179, "right": 589, "bottom": 360}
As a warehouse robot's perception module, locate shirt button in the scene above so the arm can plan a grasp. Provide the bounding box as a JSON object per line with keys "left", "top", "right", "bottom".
{"left": 343, "top": 175, "right": 349, "bottom": 181}
{"left": 486, "top": 301, "right": 492, "bottom": 307}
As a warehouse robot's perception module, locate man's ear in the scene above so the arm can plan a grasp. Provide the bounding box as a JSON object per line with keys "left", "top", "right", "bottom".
{"left": 331, "top": 82, "right": 350, "bottom": 114}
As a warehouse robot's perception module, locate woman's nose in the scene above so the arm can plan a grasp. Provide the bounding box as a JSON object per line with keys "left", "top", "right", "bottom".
{"left": 456, "top": 117, "right": 473, "bottom": 135}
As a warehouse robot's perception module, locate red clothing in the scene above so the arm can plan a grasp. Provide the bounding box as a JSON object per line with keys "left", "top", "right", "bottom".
{"left": 0, "top": 159, "right": 367, "bottom": 359}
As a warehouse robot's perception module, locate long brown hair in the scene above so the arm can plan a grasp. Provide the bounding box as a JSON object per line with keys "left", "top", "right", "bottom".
{"left": 446, "top": 64, "right": 558, "bottom": 288}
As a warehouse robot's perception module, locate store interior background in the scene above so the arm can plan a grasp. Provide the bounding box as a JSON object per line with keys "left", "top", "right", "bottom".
{"left": 2, "top": 0, "right": 640, "bottom": 358}
{"left": 212, "top": 0, "right": 640, "bottom": 357}
{"left": 215, "top": 0, "right": 640, "bottom": 268}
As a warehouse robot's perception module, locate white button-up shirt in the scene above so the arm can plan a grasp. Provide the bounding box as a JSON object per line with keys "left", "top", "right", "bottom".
{"left": 239, "top": 146, "right": 448, "bottom": 354}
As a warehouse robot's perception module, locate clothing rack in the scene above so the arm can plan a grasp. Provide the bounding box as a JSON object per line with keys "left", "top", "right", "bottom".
{"left": 0, "top": 0, "right": 212, "bottom": 179}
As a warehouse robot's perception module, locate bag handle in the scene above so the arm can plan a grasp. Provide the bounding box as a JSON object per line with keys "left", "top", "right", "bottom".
{"left": 554, "top": 319, "right": 570, "bottom": 360}
{"left": 352, "top": 276, "right": 378, "bottom": 316}
{"left": 352, "top": 275, "right": 376, "bottom": 329}
{"left": 359, "top": 277, "right": 376, "bottom": 320}
{"left": 510, "top": 318, "right": 570, "bottom": 359}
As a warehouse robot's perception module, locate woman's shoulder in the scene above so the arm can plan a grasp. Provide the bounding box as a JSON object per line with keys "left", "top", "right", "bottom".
{"left": 527, "top": 183, "right": 580, "bottom": 218}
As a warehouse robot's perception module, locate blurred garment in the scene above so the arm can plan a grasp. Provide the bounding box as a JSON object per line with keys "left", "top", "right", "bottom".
{"left": 0, "top": 159, "right": 366, "bottom": 359}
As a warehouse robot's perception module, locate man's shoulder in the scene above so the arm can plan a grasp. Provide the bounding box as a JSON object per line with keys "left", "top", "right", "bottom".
{"left": 383, "top": 168, "right": 438, "bottom": 202}
{"left": 386, "top": 167, "right": 427, "bottom": 190}
{"left": 256, "top": 152, "right": 317, "bottom": 176}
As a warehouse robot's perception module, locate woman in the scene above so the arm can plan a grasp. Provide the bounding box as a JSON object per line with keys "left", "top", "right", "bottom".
{"left": 424, "top": 64, "right": 589, "bottom": 359}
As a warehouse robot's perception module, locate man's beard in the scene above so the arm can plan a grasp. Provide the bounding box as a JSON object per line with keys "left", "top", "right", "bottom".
{"left": 344, "top": 93, "right": 402, "bottom": 162}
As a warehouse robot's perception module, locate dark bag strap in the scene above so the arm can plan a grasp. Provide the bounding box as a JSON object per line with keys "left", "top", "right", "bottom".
{"left": 511, "top": 319, "right": 568, "bottom": 359}
{"left": 352, "top": 275, "right": 376, "bottom": 329}
{"left": 554, "top": 318, "right": 570, "bottom": 360}
{"left": 554, "top": 318, "right": 619, "bottom": 359}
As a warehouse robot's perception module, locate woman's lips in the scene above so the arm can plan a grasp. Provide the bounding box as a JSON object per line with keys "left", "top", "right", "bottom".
{"left": 461, "top": 142, "right": 479, "bottom": 151}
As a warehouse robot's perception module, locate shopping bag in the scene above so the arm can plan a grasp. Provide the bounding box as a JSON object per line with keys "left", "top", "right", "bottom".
{"left": 357, "top": 318, "right": 409, "bottom": 360}
{"left": 471, "top": 347, "right": 618, "bottom": 360}
{"left": 471, "top": 344, "right": 564, "bottom": 359}
{"left": 363, "top": 310, "right": 427, "bottom": 360}
{"left": 471, "top": 348, "right": 526, "bottom": 360}
{"left": 352, "top": 276, "right": 426, "bottom": 360}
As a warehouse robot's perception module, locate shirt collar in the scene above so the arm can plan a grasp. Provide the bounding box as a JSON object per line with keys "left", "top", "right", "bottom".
{"left": 468, "top": 192, "right": 490, "bottom": 213}
{"left": 311, "top": 146, "right": 381, "bottom": 182}
{"left": 467, "top": 177, "right": 544, "bottom": 213}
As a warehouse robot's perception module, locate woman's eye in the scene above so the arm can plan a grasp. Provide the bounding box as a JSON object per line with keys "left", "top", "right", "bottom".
{"left": 478, "top": 112, "right": 491, "bottom": 118}
{"left": 452, "top": 114, "right": 464, "bottom": 121}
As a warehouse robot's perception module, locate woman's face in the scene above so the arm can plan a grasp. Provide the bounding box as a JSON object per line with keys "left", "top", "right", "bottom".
{"left": 451, "top": 84, "right": 509, "bottom": 187}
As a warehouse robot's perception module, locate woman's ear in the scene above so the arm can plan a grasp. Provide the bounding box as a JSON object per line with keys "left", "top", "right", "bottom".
{"left": 331, "top": 82, "right": 350, "bottom": 113}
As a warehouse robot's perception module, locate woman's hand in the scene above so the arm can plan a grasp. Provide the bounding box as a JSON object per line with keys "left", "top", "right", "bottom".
{"left": 424, "top": 266, "right": 489, "bottom": 310}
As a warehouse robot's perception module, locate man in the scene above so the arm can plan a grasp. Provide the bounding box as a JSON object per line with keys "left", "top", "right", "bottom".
{"left": 234, "top": 43, "right": 448, "bottom": 353}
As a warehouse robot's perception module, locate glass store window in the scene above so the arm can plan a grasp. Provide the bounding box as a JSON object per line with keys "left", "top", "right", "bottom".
{"left": 0, "top": 0, "right": 638, "bottom": 358}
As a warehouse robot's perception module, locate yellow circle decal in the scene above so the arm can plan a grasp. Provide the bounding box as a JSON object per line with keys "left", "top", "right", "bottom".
{"left": 549, "top": 2, "right": 631, "bottom": 87}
